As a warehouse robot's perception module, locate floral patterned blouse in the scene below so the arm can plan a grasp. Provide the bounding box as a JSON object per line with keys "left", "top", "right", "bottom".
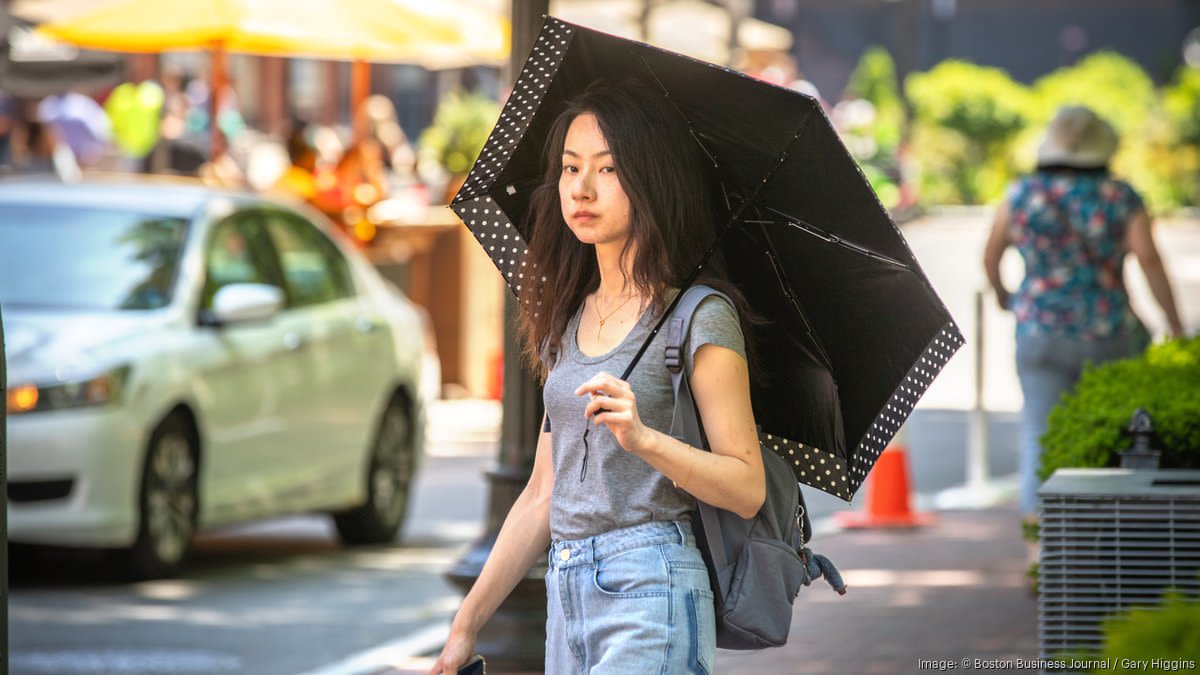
{"left": 1005, "top": 170, "right": 1145, "bottom": 339}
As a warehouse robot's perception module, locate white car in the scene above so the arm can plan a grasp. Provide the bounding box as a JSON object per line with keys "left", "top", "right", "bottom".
{"left": 1, "top": 178, "right": 430, "bottom": 578}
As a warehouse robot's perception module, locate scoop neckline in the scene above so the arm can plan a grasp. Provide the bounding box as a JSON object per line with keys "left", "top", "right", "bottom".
{"left": 568, "top": 288, "right": 678, "bottom": 364}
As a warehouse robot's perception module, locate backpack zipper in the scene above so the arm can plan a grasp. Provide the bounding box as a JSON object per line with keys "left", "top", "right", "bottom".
{"left": 795, "top": 503, "right": 806, "bottom": 548}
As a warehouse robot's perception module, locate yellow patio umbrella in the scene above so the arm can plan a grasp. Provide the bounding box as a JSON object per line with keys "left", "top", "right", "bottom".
{"left": 552, "top": 0, "right": 792, "bottom": 66}
{"left": 36, "top": 0, "right": 503, "bottom": 154}
{"left": 391, "top": 0, "right": 509, "bottom": 70}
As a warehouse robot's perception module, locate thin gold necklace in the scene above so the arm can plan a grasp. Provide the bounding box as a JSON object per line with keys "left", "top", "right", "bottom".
{"left": 594, "top": 292, "right": 636, "bottom": 339}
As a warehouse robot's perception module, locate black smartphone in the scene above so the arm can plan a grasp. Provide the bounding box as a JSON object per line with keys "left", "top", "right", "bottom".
{"left": 458, "top": 654, "right": 485, "bottom": 675}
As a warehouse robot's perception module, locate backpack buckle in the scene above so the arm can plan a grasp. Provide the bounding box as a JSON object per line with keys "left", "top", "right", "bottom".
{"left": 665, "top": 346, "right": 682, "bottom": 373}
{"left": 665, "top": 318, "right": 684, "bottom": 373}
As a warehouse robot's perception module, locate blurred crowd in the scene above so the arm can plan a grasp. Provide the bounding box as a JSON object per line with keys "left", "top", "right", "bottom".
{"left": 268, "top": 94, "right": 433, "bottom": 245}
{"left": 1, "top": 51, "right": 911, "bottom": 248}
{"left": 0, "top": 70, "right": 440, "bottom": 245}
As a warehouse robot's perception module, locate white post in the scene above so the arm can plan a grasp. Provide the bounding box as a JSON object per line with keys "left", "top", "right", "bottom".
{"left": 967, "top": 288, "right": 990, "bottom": 489}
{"left": 938, "top": 288, "right": 1006, "bottom": 508}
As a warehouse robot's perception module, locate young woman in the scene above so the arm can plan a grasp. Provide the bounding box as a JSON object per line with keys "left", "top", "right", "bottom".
{"left": 431, "top": 80, "right": 766, "bottom": 674}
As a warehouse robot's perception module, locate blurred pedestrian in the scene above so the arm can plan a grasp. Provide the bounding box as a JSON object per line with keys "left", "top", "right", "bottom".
{"left": 358, "top": 97, "right": 429, "bottom": 225}
{"left": 153, "top": 68, "right": 206, "bottom": 175}
{"left": 272, "top": 124, "right": 318, "bottom": 202}
{"left": 0, "top": 90, "right": 16, "bottom": 168}
{"left": 362, "top": 95, "right": 414, "bottom": 184}
{"left": 316, "top": 133, "right": 389, "bottom": 245}
{"left": 37, "top": 91, "right": 112, "bottom": 168}
{"left": 105, "top": 79, "right": 165, "bottom": 169}
{"left": 12, "top": 119, "right": 81, "bottom": 182}
{"left": 983, "top": 105, "right": 1185, "bottom": 520}
{"left": 431, "top": 79, "right": 765, "bottom": 674}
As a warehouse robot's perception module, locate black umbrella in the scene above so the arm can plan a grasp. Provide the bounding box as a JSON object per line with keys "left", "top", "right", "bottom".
{"left": 450, "top": 17, "right": 963, "bottom": 502}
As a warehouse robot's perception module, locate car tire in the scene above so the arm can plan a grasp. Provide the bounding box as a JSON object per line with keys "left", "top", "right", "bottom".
{"left": 333, "top": 393, "right": 416, "bottom": 546}
{"left": 121, "top": 413, "right": 199, "bottom": 579}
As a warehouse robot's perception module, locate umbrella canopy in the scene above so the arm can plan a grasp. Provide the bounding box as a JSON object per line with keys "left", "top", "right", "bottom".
{"left": 450, "top": 17, "right": 964, "bottom": 502}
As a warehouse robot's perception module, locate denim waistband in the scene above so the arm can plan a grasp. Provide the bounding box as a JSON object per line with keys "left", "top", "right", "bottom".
{"left": 548, "top": 520, "right": 694, "bottom": 570}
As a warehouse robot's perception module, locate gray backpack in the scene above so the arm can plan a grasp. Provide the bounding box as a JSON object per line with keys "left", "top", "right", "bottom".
{"left": 666, "top": 285, "right": 846, "bottom": 650}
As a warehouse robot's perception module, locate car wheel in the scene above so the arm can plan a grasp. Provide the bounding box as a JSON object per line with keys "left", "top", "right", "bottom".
{"left": 122, "top": 414, "right": 198, "bottom": 579}
{"left": 333, "top": 393, "right": 415, "bottom": 546}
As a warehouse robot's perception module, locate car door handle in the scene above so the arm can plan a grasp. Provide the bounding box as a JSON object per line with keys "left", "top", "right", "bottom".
{"left": 283, "top": 332, "right": 306, "bottom": 351}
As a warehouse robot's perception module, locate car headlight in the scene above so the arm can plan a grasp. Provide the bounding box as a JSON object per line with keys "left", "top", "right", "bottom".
{"left": 7, "top": 365, "right": 131, "bottom": 415}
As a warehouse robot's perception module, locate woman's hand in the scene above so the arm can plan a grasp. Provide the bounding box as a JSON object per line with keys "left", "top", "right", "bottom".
{"left": 576, "top": 372, "right": 654, "bottom": 455}
{"left": 429, "top": 627, "right": 476, "bottom": 675}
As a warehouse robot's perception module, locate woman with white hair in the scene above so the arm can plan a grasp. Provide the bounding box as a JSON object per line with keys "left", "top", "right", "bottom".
{"left": 983, "top": 105, "right": 1185, "bottom": 520}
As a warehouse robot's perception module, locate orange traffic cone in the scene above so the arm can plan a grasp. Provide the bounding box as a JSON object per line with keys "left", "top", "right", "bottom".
{"left": 835, "top": 426, "right": 933, "bottom": 528}
{"left": 489, "top": 351, "right": 504, "bottom": 401}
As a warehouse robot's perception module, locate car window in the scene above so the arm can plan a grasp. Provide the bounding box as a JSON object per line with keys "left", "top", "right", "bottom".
{"left": 0, "top": 203, "right": 188, "bottom": 311}
{"left": 261, "top": 212, "right": 355, "bottom": 307}
{"left": 200, "top": 216, "right": 282, "bottom": 310}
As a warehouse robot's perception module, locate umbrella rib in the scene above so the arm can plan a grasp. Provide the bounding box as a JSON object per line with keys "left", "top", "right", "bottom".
{"left": 744, "top": 220, "right": 836, "bottom": 373}
{"left": 752, "top": 207, "right": 910, "bottom": 269}
{"left": 616, "top": 113, "right": 816, "bottom": 390}
{"left": 637, "top": 55, "right": 723, "bottom": 174}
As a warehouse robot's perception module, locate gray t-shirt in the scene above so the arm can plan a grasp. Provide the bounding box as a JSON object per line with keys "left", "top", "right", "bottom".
{"left": 543, "top": 289, "right": 745, "bottom": 542}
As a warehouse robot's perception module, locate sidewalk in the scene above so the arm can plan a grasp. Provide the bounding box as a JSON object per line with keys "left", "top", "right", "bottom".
{"left": 364, "top": 501, "right": 1038, "bottom": 675}
{"left": 710, "top": 504, "right": 1038, "bottom": 674}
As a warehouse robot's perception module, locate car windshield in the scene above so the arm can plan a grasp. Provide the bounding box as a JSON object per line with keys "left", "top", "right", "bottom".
{"left": 0, "top": 203, "right": 190, "bottom": 311}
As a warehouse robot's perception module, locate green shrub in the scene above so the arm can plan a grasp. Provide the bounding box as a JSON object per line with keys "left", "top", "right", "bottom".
{"left": 1031, "top": 51, "right": 1156, "bottom": 135}
{"left": 846, "top": 46, "right": 906, "bottom": 155}
{"left": 841, "top": 47, "right": 906, "bottom": 209}
{"left": 1040, "top": 337, "right": 1200, "bottom": 480}
{"left": 1165, "top": 66, "right": 1200, "bottom": 145}
{"left": 1092, "top": 591, "right": 1200, "bottom": 673}
{"left": 905, "top": 61, "right": 1034, "bottom": 204}
{"left": 417, "top": 90, "right": 501, "bottom": 175}
{"left": 1162, "top": 66, "right": 1200, "bottom": 206}
{"left": 900, "top": 52, "right": 1199, "bottom": 211}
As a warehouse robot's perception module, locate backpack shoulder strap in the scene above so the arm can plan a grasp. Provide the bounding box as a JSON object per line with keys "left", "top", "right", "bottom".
{"left": 664, "top": 284, "right": 729, "bottom": 374}
{"left": 664, "top": 284, "right": 735, "bottom": 580}
{"left": 664, "top": 284, "right": 730, "bottom": 440}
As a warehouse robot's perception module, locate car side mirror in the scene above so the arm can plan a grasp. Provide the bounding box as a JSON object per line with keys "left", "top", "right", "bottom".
{"left": 204, "top": 283, "right": 284, "bottom": 326}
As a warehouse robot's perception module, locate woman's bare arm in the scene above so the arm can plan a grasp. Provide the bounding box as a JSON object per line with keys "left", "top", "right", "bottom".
{"left": 983, "top": 201, "right": 1013, "bottom": 311}
{"left": 431, "top": 419, "right": 554, "bottom": 674}
{"left": 676, "top": 343, "right": 766, "bottom": 517}
{"left": 1125, "top": 210, "right": 1184, "bottom": 337}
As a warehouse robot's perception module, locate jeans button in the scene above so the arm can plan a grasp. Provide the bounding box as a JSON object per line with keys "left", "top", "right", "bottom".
{"left": 559, "top": 548, "right": 571, "bottom": 562}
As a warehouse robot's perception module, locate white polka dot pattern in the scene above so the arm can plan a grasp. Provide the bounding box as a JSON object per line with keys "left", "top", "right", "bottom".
{"left": 444, "top": 17, "right": 967, "bottom": 505}
{"left": 454, "top": 195, "right": 531, "bottom": 292}
{"left": 763, "top": 322, "right": 965, "bottom": 501}
{"left": 759, "top": 433, "right": 845, "bottom": 497}
{"left": 452, "top": 17, "right": 575, "bottom": 205}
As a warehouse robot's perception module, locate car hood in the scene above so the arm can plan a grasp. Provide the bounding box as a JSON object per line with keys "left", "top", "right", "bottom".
{"left": 3, "top": 309, "right": 168, "bottom": 381}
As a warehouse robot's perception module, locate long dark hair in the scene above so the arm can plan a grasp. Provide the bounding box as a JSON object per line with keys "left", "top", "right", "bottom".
{"left": 517, "top": 78, "right": 760, "bottom": 380}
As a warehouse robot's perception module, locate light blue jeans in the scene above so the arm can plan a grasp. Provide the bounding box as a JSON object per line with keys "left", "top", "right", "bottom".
{"left": 1015, "top": 329, "right": 1149, "bottom": 514}
{"left": 545, "top": 520, "right": 716, "bottom": 675}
